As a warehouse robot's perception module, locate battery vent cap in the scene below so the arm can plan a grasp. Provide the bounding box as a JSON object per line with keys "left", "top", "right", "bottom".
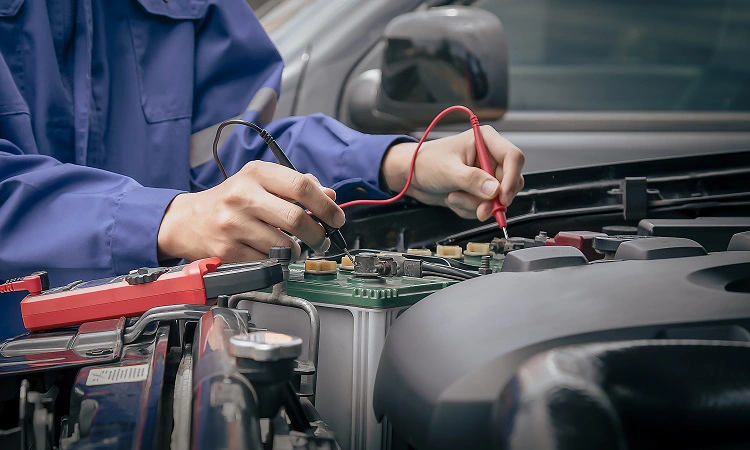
{"left": 614, "top": 237, "right": 707, "bottom": 260}
{"left": 728, "top": 231, "right": 750, "bottom": 251}
{"left": 436, "top": 245, "right": 462, "bottom": 259}
{"left": 501, "top": 246, "right": 588, "bottom": 272}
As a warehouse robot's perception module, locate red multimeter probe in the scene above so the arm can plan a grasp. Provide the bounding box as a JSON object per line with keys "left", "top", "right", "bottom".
{"left": 338, "top": 105, "right": 509, "bottom": 237}
{"left": 2, "top": 258, "right": 282, "bottom": 331}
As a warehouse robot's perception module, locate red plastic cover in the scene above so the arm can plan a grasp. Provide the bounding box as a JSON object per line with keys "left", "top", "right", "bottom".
{"left": 20, "top": 258, "right": 221, "bottom": 331}
{"left": 545, "top": 231, "right": 607, "bottom": 261}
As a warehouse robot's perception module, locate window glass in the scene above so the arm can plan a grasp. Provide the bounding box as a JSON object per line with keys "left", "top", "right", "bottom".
{"left": 476, "top": 0, "right": 750, "bottom": 111}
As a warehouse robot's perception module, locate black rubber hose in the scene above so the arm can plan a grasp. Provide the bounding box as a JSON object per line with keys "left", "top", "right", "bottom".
{"left": 282, "top": 382, "right": 312, "bottom": 432}
{"left": 422, "top": 262, "right": 479, "bottom": 279}
{"left": 422, "top": 271, "right": 465, "bottom": 281}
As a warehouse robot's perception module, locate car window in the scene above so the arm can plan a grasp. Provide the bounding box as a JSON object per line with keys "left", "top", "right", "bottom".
{"left": 475, "top": 0, "right": 750, "bottom": 112}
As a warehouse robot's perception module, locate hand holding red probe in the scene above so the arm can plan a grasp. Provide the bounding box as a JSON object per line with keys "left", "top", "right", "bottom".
{"left": 157, "top": 106, "right": 523, "bottom": 264}
{"left": 469, "top": 115, "right": 510, "bottom": 237}
{"left": 349, "top": 106, "right": 525, "bottom": 233}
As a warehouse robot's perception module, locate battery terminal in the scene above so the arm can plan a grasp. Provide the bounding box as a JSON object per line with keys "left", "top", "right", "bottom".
{"left": 340, "top": 256, "right": 355, "bottom": 271}
{"left": 304, "top": 260, "right": 337, "bottom": 275}
{"left": 436, "top": 245, "right": 463, "bottom": 259}
{"left": 464, "top": 242, "right": 491, "bottom": 257}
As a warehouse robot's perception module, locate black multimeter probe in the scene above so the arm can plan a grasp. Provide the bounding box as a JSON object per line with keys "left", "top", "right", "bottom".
{"left": 212, "top": 119, "right": 353, "bottom": 261}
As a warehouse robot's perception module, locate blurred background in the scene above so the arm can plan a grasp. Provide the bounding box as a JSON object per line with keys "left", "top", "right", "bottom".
{"left": 245, "top": 0, "right": 750, "bottom": 174}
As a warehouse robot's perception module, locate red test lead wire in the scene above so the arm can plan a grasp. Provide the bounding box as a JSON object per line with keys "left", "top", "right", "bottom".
{"left": 339, "top": 105, "right": 508, "bottom": 235}
{"left": 468, "top": 114, "right": 509, "bottom": 238}
{"left": 0, "top": 272, "right": 48, "bottom": 296}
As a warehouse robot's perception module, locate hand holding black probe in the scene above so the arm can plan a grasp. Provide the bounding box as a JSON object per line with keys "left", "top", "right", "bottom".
{"left": 211, "top": 120, "right": 353, "bottom": 260}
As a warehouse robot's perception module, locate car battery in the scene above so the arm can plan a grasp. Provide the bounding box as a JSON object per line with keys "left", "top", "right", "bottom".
{"left": 238, "top": 262, "right": 455, "bottom": 450}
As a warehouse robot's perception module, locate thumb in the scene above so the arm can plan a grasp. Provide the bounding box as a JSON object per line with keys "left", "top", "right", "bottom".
{"left": 458, "top": 166, "right": 500, "bottom": 200}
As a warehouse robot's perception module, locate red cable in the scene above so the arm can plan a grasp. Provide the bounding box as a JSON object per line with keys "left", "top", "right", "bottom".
{"left": 0, "top": 274, "right": 44, "bottom": 296}
{"left": 339, "top": 105, "right": 507, "bottom": 229}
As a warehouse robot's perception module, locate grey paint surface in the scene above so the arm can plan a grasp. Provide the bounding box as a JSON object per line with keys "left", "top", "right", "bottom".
{"left": 485, "top": 132, "right": 750, "bottom": 173}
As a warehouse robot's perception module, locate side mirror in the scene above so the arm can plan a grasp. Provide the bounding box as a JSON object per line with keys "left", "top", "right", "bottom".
{"left": 344, "top": 7, "right": 508, "bottom": 133}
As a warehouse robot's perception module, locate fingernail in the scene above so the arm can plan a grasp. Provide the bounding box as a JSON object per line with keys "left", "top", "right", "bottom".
{"left": 333, "top": 211, "right": 346, "bottom": 228}
{"left": 481, "top": 179, "right": 499, "bottom": 197}
{"left": 313, "top": 237, "right": 331, "bottom": 253}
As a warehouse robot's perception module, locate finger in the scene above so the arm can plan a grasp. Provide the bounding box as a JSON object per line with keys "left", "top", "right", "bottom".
{"left": 446, "top": 192, "right": 497, "bottom": 222}
{"left": 214, "top": 242, "right": 269, "bottom": 264}
{"left": 304, "top": 173, "right": 336, "bottom": 201}
{"left": 446, "top": 204, "right": 476, "bottom": 220}
{"left": 285, "top": 172, "right": 344, "bottom": 226}
{"left": 234, "top": 220, "right": 302, "bottom": 259}
{"left": 445, "top": 191, "right": 483, "bottom": 219}
{"left": 476, "top": 201, "right": 494, "bottom": 222}
{"left": 479, "top": 126, "right": 525, "bottom": 205}
{"left": 507, "top": 174, "right": 525, "bottom": 207}
{"left": 277, "top": 177, "right": 337, "bottom": 203}
{"left": 322, "top": 187, "right": 336, "bottom": 201}
{"left": 455, "top": 165, "right": 500, "bottom": 201}
{"left": 243, "top": 161, "right": 346, "bottom": 228}
{"left": 494, "top": 165, "right": 504, "bottom": 188}
{"left": 499, "top": 152, "right": 525, "bottom": 206}
{"left": 249, "top": 192, "right": 329, "bottom": 250}
{"left": 309, "top": 237, "right": 332, "bottom": 254}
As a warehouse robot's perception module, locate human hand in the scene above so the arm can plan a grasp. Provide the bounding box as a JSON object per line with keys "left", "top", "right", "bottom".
{"left": 157, "top": 161, "right": 345, "bottom": 262}
{"left": 381, "top": 126, "right": 525, "bottom": 221}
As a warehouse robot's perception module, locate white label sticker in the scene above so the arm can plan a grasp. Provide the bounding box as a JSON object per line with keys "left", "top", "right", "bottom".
{"left": 86, "top": 364, "right": 150, "bottom": 386}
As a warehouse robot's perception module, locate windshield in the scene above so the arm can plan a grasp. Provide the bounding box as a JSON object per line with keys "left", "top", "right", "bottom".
{"left": 257, "top": 0, "right": 750, "bottom": 112}
{"left": 257, "top": 0, "right": 367, "bottom": 62}
{"left": 472, "top": 0, "right": 750, "bottom": 112}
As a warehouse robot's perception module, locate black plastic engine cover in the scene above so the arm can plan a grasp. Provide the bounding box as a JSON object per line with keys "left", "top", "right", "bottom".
{"left": 373, "top": 242, "right": 750, "bottom": 450}
{"left": 495, "top": 340, "right": 750, "bottom": 450}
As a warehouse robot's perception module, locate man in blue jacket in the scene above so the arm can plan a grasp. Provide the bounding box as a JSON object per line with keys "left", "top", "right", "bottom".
{"left": 0, "top": 0, "right": 525, "bottom": 338}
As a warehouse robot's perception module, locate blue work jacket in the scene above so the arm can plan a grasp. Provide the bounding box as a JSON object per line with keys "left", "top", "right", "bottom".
{"left": 0, "top": 0, "right": 404, "bottom": 339}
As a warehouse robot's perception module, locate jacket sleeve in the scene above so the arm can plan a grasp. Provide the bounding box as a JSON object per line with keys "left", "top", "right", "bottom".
{"left": 0, "top": 138, "right": 182, "bottom": 284}
{"left": 188, "top": 0, "right": 413, "bottom": 199}
{"left": 0, "top": 136, "right": 182, "bottom": 340}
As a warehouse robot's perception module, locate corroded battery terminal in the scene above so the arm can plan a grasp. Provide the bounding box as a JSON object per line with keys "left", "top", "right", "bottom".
{"left": 353, "top": 253, "right": 397, "bottom": 278}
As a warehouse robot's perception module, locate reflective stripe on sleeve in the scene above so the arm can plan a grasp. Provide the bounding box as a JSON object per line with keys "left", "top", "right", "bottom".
{"left": 189, "top": 87, "right": 278, "bottom": 168}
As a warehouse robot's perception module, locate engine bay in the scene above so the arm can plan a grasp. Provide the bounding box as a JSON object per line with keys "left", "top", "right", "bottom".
{"left": 1, "top": 151, "right": 749, "bottom": 450}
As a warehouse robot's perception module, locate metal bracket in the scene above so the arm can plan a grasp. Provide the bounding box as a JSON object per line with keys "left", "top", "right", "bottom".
{"left": 621, "top": 177, "right": 648, "bottom": 221}
{"left": 123, "top": 305, "right": 211, "bottom": 344}
{"left": 19, "top": 380, "right": 59, "bottom": 450}
{"left": 228, "top": 292, "right": 321, "bottom": 403}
